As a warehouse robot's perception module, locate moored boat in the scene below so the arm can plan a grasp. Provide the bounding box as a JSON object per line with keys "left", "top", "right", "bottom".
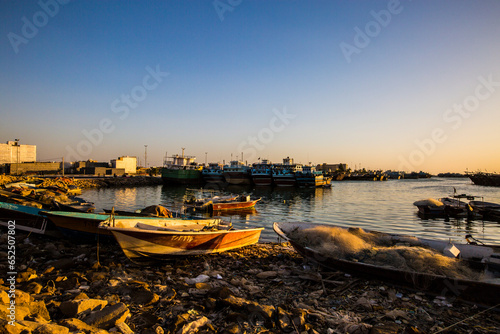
{"left": 161, "top": 149, "right": 202, "bottom": 185}
{"left": 223, "top": 160, "right": 251, "bottom": 185}
{"left": 99, "top": 219, "right": 263, "bottom": 262}
{"left": 273, "top": 222, "right": 500, "bottom": 306}
{"left": 272, "top": 157, "right": 302, "bottom": 187}
{"left": 201, "top": 163, "right": 225, "bottom": 183}
{"left": 295, "top": 165, "right": 324, "bottom": 187}
{"left": 250, "top": 159, "right": 273, "bottom": 186}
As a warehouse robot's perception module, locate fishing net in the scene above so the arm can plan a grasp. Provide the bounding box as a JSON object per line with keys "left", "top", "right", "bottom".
{"left": 289, "top": 226, "right": 482, "bottom": 280}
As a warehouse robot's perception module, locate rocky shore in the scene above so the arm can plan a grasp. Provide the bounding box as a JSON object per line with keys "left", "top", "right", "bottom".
{"left": 1, "top": 232, "right": 499, "bottom": 334}
{"left": 0, "top": 175, "right": 163, "bottom": 189}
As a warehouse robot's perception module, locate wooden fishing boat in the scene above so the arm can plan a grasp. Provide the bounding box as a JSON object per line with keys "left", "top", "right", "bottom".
{"left": 185, "top": 191, "right": 260, "bottom": 212}
{"left": 0, "top": 201, "right": 49, "bottom": 235}
{"left": 99, "top": 219, "right": 263, "bottom": 262}
{"left": 42, "top": 211, "right": 221, "bottom": 242}
{"left": 273, "top": 222, "right": 500, "bottom": 306}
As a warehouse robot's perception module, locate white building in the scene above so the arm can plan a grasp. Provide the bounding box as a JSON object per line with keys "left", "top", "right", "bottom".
{"left": 0, "top": 140, "right": 36, "bottom": 165}
{"left": 111, "top": 156, "right": 137, "bottom": 174}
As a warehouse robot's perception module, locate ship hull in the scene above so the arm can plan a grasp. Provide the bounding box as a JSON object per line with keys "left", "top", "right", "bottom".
{"left": 162, "top": 168, "right": 201, "bottom": 185}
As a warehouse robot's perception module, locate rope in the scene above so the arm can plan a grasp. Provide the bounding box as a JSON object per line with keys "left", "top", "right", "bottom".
{"left": 433, "top": 303, "right": 500, "bottom": 333}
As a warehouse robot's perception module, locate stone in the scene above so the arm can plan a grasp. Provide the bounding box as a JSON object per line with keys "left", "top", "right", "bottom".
{"left": 222, "top": 295, "right": 275, "bottom": 327}
{"left": 15, "top": 290, "right": 32, "bottom": 304}
{"left": 29, "top": 300, "right": 51, "bottom": 321}
{"left": 256, "top": 271, "right": 278, "bottom": 279}
{"left": 59, "top": 318, "right": 106, "bottom": 333}
{"left": 0, "top": 290, "right": 9, "bottom": 304}
{"left": 17, "top": 320, "right": 45, "bottom": 331}
{"left": 178, "top": 316, "right": 210, "bottom": 334}
{"left": 0, "top": 318, "right": 31, "bottom": 334}
{"left": 0, "top": 303, "right": 30, "bottom": 321}
{"left": 25, "top": 281, "right": 43, "bottom": 294}
{"left": 115, "top": 321, "right": 134, "bottom": 334}
{"left": 33, "top": 323, "right": 70, "bottom": 334}
{"left": 60, "top": 298, "right": 108, "bottom": 317}
{"left": 83, "top": 302, "right": 130, "bottom": 329}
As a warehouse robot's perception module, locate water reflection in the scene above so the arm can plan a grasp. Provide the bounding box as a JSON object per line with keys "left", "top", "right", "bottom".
{"left": 79, "top": 178, "right": 500, "bottom": 244}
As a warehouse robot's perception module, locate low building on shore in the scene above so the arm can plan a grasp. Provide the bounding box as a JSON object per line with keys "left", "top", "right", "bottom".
{"left": 4, "top": 161, "right": 61, "bottom": 175}
{"left": 111, "top": 156, "right": 137, "bottom": 174}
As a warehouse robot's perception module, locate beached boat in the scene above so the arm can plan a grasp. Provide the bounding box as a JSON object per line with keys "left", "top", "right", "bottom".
{"left": 0, "top": 201, "right": 49, "bottom": 235}
{"left": 99, "top": 219, "right": 263, "bottom": 262}
{"left": 42, "top": 211, "right": 221, "bottom": 242}
{"left": 273, "top": 222, "right": 500, "bottom": 306}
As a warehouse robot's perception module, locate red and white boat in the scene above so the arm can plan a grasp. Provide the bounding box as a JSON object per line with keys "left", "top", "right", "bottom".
{"left": 100, "top": 219, "right": 263, "bottom": 262}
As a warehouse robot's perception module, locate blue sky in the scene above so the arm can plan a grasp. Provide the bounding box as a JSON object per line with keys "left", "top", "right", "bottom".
{"left": 1, "top": 0, "right": 499, "bottom": 173}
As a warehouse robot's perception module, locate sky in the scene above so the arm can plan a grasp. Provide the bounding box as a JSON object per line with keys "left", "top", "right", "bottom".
{"left": 1, "top": 0, "right": 499, "bottom": 174}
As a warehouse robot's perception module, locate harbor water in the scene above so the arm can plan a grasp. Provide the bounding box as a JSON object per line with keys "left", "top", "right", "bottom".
{"left": 80, "top": 177, "right": 500, "bottom": 245}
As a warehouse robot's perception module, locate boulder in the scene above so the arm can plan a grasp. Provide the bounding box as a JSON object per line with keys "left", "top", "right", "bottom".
{"left": 83, "top": 302, "right": 130, "bottom": 329}
{"left": 59, "top": 298, "right": 108, "bottom": 317}
{"left": 59, "top": 318, "right": 109, "bottom": 334}
{"left": 33, "top": 323, "right": 70, "bottom": 334}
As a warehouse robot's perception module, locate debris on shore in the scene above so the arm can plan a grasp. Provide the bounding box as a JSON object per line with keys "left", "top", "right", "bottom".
{"left": 1, "top": 232, "right": 499, "bottom": 334}
{"left": 0, "top": 175, "right": 163, "bottom": 190}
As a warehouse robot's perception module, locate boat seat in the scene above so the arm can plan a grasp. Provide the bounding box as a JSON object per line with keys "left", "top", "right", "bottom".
{"left": 135, "top": 222, "right": 205, "bottom": 232}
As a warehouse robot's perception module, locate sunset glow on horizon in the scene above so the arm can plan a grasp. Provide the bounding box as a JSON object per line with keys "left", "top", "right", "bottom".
{"left": 1, "top": 1, "right": 499, "bottom": 174}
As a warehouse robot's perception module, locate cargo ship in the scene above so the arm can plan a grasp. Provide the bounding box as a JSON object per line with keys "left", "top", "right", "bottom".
{"left": 161, "top": 149, "right": 202, "bottom": 184}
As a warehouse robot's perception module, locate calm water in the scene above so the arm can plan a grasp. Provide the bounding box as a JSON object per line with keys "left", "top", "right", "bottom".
{"left": 80, "top": 178, "right": 500, "bottom": 245}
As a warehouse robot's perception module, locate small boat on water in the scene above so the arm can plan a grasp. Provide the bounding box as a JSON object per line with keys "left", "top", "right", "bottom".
{"left": 99, "top": 218, "right": 263, "bottom": 262}
{"left": 187, "top": 195, "right": 261, "bottom": 212}
{"left": 414, "top": 191, "right": 500, "bottom": 221}
{"left": 273, "top": 222, "right": 500, "bottom": 306}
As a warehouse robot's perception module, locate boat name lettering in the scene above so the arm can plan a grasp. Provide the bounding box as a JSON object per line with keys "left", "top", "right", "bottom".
{"left": 172, "top": 235, "right": 194, "bottom": 242}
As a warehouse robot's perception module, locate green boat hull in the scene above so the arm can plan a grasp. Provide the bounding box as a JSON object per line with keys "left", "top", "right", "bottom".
{"left": 161, "top": 168, "right": 201, "bottom": 184}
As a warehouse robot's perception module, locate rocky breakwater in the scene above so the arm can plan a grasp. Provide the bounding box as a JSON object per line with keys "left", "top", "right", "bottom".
{"left": 1, "top": 232, "right": 499, "bottom": 334}
{"left": 0, "top": 175, "right": 163, "bottom": 190}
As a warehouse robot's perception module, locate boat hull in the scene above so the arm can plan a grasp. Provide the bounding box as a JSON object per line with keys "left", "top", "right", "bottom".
{"left": 273, "top": 222, "right": 500, "bottom": 306}
{"left": 272, "top": 175, "right": 295, "bottom": 187}
{"left": 252, "top": 175, "right": 272, "bottom": 186}
{"left": 212, "top": 199, "right": 261, "bottom": 211}
{"left": 161, "top": 168, "right": 201, "bottom": 184}
{"left": 0, "top": 202, "right": 49, "bottom": 235}
{"left": 107, "top": 227, "right": 263, "bottom": 260}
{"left": 224, "top": 172, "right": 252, "bottom": 185}
{"left": 43, "top": 211, "right": 219, "bottom": 242}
